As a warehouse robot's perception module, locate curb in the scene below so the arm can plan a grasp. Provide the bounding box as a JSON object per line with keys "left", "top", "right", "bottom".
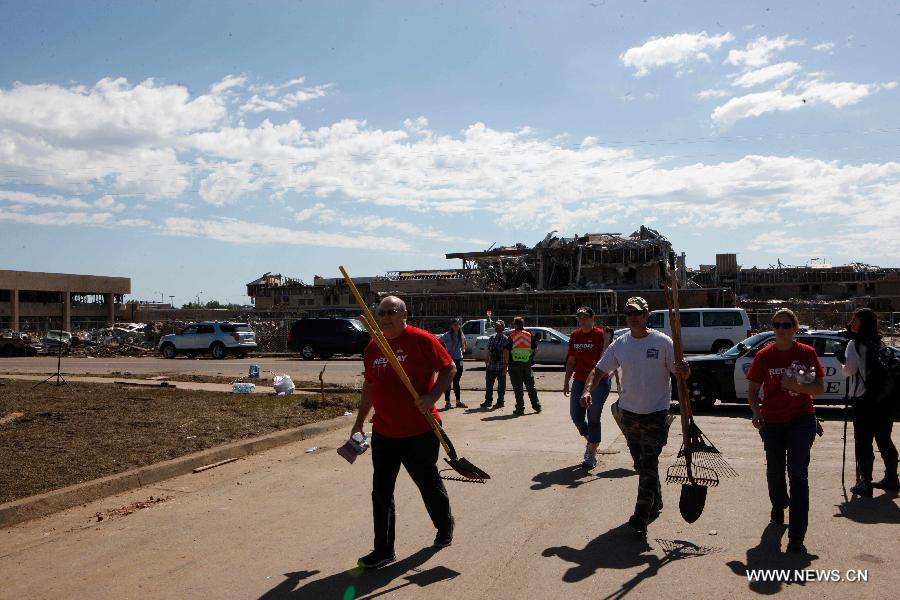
{"left": 0, "top": 415, "right": 350, "bottom": 529}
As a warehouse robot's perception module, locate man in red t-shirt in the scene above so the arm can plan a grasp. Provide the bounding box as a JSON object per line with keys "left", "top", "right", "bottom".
{"left": 352, "top": 295, "right": 457, "bottom": 570}
{"left": 563, "top": 306, "right": 610, "bottom": 468}
{"left": 746, "top": 309, "right": 825, "bottom": 555}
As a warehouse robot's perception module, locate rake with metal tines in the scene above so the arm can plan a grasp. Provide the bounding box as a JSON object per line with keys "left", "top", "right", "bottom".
{"left": 339, "top": 266, "right": 490, "bottom": 483}
{"left": 661, "top": 262, "right": 736, "bottom": 523}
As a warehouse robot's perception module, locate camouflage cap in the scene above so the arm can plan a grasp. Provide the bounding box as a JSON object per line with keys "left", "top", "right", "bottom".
{"left": 624, "top": 296, "right": 650, "bottom": 313}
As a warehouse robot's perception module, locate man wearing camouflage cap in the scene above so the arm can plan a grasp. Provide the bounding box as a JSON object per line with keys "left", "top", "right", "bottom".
{"left": 582, "top": 296, "right": 690, "bottom": 534}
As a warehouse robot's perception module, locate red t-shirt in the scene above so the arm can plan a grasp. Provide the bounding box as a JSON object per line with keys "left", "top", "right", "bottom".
{"left": 364, "top": 325, "right": 453, "bottom": 437}
{"left": 745, "top": 341, "right": 824, "bottom": 423}
{"left": 567, "top": 327, "right": 607, "bottom": 382}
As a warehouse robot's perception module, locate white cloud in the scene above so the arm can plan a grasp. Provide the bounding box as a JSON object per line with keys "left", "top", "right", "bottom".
{"left": 620, "top": 31, "right": 734, "bottom": 77}
{"left": 725, "top": 35, "right": 803, "bottom": 68}
{"left": 711, "top": 79, "right": 896, "bottom": 127}
{"left": 239, "top": 83, "right": 332, "bottom": 113}
{"left": 2, "top": 73, "right": 899, "bottom": 257}
{"left": 731, "top": 62, "right": 802, "bottom": 88}
{"left": 697, "top": 89, "right": 730, "bottom": 100}
{"left": 210, "top": 74, "right": 247, "bottom": 94}
{"left": 162, "top": 216, "right": 411, "bottom": 250}
{"left": 812, "top": 42, "right": 835, "bottom": 53}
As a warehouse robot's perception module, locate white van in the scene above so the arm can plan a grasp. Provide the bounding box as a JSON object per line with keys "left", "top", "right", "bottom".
{"left": 615, "top": 308, "right": 751, "bottom": 354}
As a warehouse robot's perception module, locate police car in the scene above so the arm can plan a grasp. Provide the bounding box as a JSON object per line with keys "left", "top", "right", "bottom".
{"left": 683, "top": 330, "right": 856, "bottom": 410}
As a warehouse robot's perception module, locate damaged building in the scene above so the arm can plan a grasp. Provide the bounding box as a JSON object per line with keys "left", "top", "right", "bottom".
{"left": 246, "top": 226, "right": 734, "bottom": 328}
{"left": 689, "top": 256, "right": 900, "bottom": 310}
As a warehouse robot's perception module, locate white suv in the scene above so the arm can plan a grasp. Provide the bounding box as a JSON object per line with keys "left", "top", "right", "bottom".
{"left": 615, "top": 308, "right": 751, "bottom": 354}
{"left": 158, "top": 321, "right": 257, "bottom": 359}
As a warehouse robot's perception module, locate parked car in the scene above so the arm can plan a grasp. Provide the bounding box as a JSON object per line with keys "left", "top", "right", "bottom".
{"left": 435, "top": 319, "right": 494, "bottom": 354}
{"left": 41, "top": 330, "right": 73, "bottom": 354}
{"left": 287, "top": 317, "right": 370, "bottom": 360}
{"left": 615, "top": 308, "right": 751, "bottom": 354}
{"left": 471, "top": 326, "right": 570, "bottom": 365}
{"left": 158, "top": 321, "right": 257, "bottom": 359}
{"left": 0, "top": 331, "right": 39, "bottom": 357}
{"left": 680, "top": 330, "right": 886, "bottom": 410}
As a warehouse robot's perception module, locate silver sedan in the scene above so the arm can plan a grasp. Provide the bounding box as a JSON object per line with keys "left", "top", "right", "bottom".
{"left": 471, "top": 326, "right": 570, "bottom": 365}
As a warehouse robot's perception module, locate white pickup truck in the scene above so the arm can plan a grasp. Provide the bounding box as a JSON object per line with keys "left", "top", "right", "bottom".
{"left": 436, "top": 319, "right": 493, "bottom": 354}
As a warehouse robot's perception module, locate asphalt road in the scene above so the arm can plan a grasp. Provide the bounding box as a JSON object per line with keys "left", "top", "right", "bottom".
{"left": 2, "top": 387, "right": 897, "bottom": 599}
{"left": 0, "top": 356, "right": 569, "bottom": 390}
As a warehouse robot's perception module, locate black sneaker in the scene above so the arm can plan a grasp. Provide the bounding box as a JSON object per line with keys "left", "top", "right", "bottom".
{"left": 850, "top": 480, "right": 873, "bottom": 497}
{"left": 786, "top": 540, "right": 807, "bottom": 554}
{"left": 512, "top": 408, "right": 525, "bottom": 416}
{"left": 357, "top": 549, "right": 397, "bottom": 569}
{"left": 456, "top": 401, "right": 468, "bottom": 408}
{"left": 443, "top": 403, "right": 453, "bottom": 411}
{"left": 492, "top": 402, "right": 504, "bottom": 410}
{"left": 479, "top": 401, "right": 492, "bottom": 409}
{"left": 770, "top": 506, "right": 785, "bottom": 525}
{"left": 627, "top": 515, "right": 647, "bottom": 534}
{"left": 532, "top": 405, "right": 542, "bottom": 414}
{"left": 433, "top": 529, "right": 453, "bottom": 548}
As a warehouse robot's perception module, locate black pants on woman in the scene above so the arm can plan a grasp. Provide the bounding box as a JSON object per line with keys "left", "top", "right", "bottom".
{"left": 759, "top": 414, "right": 816, "bottom": 543}
{"left": 371, "top": 430, "right": 453, "bottom": 553}
{"left": 853, "top": 395, "right": 899, "bottom": 482}
{"left": 444, "top": 359, "right": 464, "bottom": 403}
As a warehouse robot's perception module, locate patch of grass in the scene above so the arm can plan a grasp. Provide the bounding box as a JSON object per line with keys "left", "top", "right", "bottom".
{"left": 0, "top": 379, "right": 359, "bottom": 504}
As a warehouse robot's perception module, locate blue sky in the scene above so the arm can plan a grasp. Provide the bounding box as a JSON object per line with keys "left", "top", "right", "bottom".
{"left": 1, "top": 1, "right": 898, "bottom": 305}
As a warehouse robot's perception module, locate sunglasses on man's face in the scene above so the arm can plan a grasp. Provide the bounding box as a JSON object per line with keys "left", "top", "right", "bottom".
{"left": 377, "top": 308, "right": 403, "bottom": 317}
{"left": 624, "top": 310, "right": 644, "bottom": 316}
{"left": 771, "top": 321, "right": 794, "bottom": 330}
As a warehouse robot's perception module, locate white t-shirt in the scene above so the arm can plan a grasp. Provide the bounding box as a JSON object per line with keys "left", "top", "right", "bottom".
{"left": 842, "top": 339, "right": 867, "bottom": 397}
{"left": 595, "top": 329, "right": 676, "bottom": 414}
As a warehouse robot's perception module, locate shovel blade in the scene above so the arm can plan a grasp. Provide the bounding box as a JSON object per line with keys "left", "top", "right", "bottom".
{"left": 445, "top": 457, "right": 491, "bottom": 480}
{"left": 679, "top": 483, "right": 707, "bottom": 523}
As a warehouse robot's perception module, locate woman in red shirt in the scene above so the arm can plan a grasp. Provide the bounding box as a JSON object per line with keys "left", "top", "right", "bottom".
{"left": 746, "top": 308, "right": 825, "bottom": 555}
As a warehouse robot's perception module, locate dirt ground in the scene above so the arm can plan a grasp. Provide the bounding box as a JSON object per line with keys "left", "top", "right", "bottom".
{"left": 0, "top": 378, "right": 359, "bottom": 504}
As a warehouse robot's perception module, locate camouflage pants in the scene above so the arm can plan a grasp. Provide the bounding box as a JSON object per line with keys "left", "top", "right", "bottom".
{"left": 620, "top": 408, "right": 671, "bottom": 524}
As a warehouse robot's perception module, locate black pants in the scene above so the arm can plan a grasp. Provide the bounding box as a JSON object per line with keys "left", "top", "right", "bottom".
{"left": 853, "top": 395, "right": 899, "bottom": 482}
{"left": 371, "top": 430, "right": 453, "bottom": 553}
{"left": 759, "top": 414, "right": 816, "bottom": 542}
{"left": 508, "top": 361, "right": 540, "bottom": 411}
{"left": 444, "top": 359, "right": 464, "bottom": 403}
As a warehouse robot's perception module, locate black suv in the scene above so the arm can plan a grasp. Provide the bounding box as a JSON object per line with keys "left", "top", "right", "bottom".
{"left": 287, "top": 318, "right": 370, "bottom": 360}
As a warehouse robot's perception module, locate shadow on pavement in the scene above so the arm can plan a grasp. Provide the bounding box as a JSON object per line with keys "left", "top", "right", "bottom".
{"left": 481, "top": 413, "right": 532, "bottom": 422}
{"left": 257, "top": 547, "right": 452, "bottom": 599}
{"left": 543, "top": 525, "right": 720, "bottom": 598}
{"left": 595, "top": 467, "right": 636, "bottom": 479}
{"left": 726, "top": 523, "right": 819, "bottom": 595}
{"left": 531, "top": 465, "right": 602, "bottom": 490}
{"left": 835, "top": 492, "right": 900, "bottom": 524}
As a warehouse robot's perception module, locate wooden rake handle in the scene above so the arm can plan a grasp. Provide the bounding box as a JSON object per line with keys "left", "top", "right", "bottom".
{"left": 339, "top": 266, "right": 456, "bottom": 459}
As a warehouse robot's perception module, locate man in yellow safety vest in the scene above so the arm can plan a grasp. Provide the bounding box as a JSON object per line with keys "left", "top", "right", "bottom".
{"left": 507, "top": 316, "right": 541, "bottom": 415}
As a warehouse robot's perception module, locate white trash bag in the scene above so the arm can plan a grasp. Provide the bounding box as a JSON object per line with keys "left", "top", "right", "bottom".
{"left": 273, "top": 374, "right": 295, "bottom": 396}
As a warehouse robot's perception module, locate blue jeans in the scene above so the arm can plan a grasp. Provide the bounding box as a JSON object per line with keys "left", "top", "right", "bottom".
{"left": 570, "top": 378, "right": 612, "bottom": 444}
{"left": 758, "top": 414, "right": 816, "bottom": 542}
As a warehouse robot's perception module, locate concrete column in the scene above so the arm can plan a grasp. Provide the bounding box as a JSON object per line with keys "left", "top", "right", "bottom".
{"left": 11, "top": 289, "right": 19, "bottom": 331}
{"left": 62, "top": 291, "right": 71, "bottom": 332}
{"left": 105, "top": 293, "right": 116, "bottom": 326}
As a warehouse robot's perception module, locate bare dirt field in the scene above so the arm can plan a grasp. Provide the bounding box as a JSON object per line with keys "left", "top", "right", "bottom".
{"left": 0, "top": 378, "right": 359, "bottom": 504}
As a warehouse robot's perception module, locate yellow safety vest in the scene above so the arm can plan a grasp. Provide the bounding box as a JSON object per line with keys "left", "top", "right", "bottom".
{"left": 509, "top": 329, "right": 533, "bottom": 363}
